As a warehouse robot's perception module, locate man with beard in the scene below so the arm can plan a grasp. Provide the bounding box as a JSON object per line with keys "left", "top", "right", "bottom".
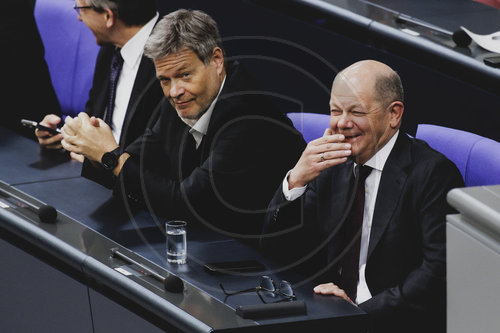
{"left": 61, "top": 9, "right": 306, "bottom": 236}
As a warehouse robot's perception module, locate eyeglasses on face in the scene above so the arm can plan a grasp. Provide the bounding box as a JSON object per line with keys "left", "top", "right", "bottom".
{"left": 220, "top": 276, "right": 296, "bottom": 304}
{"left": 73, "top": 3, "right": 94, "bottom": 15}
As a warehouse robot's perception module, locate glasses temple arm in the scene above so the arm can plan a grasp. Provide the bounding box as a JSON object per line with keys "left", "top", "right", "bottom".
{"left": 219, "top": 283, "right": 257, "bottom": 296}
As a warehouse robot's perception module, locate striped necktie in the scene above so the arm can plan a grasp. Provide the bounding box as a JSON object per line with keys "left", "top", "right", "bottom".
{"left": 104, "top": 48, "right": 124, "bottom": 128}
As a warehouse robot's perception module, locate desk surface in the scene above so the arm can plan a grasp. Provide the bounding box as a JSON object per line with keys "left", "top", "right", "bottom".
{"left": 0, "top": 126, "right": 82, "bottom": 185}
{"left": 362, "top": 0, "right": 500, "bottom": 34}
{"left": 257, "top": 0, "right": 500, "bottom": 94}
{"left": 0, "top": 126, "right": 366, "bottom": 332}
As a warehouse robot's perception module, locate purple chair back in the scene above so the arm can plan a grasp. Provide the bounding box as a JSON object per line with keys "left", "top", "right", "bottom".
{"left": 416, "top": 124, "right": 500, "bottom": 186}
{"left": 466, "top": 138, "right": 500, "bottom": 186}
{"left": 287, "top": 112, "right": 330, "bottom": 143}
{"left": 34, "top": 0, "right": 99, "bottom": 117}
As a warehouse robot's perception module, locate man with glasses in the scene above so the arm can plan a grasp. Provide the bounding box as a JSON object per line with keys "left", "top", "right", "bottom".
{"left": 60, "top": 9, "right": 305, "bottom": 236}
{"left": 36, "top": 0, "right": 163, "bottom": 186}
{"left": 263, "top": 60, "right": 464, "bottom": 333}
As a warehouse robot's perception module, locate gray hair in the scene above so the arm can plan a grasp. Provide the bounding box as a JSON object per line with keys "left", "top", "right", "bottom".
{"left": 144, "top": 9, "right": 223, "bottom": 64}
{"left": 374, "top": 71, "right": 404, "bottom": 107}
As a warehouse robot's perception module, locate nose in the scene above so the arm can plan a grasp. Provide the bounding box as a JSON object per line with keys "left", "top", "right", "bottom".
{"left": 169, "top": 80, "right": 184, "bottom": 99}
{"left": 336, "top": 112, "right": 353, "bottom": 130}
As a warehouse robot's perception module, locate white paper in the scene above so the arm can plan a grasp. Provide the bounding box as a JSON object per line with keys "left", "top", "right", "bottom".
{"left": 114, "top": 267, "right": 133, "bottom": 276}
{"left": 401, "top": 28, "right": 420, "bottom": 37}
{"left": 461, "top": 26, "right": 500, "bottom": 53}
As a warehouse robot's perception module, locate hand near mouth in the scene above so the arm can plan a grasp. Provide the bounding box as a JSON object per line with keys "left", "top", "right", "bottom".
{"left": 288, "top": 128, "right": 352, "bottom": 189}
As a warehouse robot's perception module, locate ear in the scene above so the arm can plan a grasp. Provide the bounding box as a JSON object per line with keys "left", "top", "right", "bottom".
{"left": 211, "top": 47, "right": 225, "bottom": 75}
{"left": 389, "top": 101, "right": 404, "bottom": 129}
{"left": 103, "top": 8, "right": 116, "bottom": 28}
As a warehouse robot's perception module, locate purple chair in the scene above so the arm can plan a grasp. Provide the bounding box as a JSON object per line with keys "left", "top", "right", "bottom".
{"left": 466, "top": 138, "right": 500, "bottom": 186}
{"left": 416, "top": 124, "right": 500, "bottom": 186}
{"left": 34, "top": 0, "right": 99, "bottom": 118}
{"left": 286, "top": 112, "right": 330, "bottom": 143}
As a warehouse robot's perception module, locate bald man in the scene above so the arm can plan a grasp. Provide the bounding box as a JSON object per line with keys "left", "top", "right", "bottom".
{"left": 263, "top": 60, "right": 464, "bottom": 333}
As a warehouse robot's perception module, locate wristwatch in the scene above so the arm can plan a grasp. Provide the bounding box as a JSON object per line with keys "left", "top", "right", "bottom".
{"left": 101, "top": 147, "right": 121, "bottom": 170}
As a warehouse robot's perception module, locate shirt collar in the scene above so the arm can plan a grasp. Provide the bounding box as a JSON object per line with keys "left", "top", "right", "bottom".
{"left": 355, "top": 130, "right": 399, "bottom": 172}
{"left": 120, "top": 12, "right": 159, "bottom": 69}
{"left": 184, "top": 75, "right": 226, "bottom": 148}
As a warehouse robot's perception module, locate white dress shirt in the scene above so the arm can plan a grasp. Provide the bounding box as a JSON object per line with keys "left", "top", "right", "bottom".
{"left": 110, "top": 12, "right": 159, "bottom": 143}
{"left": 181, "top": 76, "right": 226, "bottom": 148}
{"left": 283, "top": 130, "right": 400, "bottom": 304}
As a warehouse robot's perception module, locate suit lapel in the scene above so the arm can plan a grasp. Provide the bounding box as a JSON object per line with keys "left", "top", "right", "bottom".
{"left": 92, "top": 48, "right": 113, "bottom": 119}
{"left": 198, "top": 62, "right": 241, "bottom": 160}
{"left": 94, "top": 86, "right": 108, "bottom": 119}
{"left": 119, "top": 16, "right": 160, "bottom": 138}
{"left": 119, "top": 56, "right": 156, "bottom": 144}
{"left": 367, "top": 133, "right": 412, "bottom": 259}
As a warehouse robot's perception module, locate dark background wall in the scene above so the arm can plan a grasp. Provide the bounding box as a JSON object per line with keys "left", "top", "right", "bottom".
{"left": 0, "top": 0, "right": 61, "bottom": 139}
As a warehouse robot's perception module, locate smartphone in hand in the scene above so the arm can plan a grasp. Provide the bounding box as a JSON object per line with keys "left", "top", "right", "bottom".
{"left": 21, "top": 119, "right": 61, "bottom": 135}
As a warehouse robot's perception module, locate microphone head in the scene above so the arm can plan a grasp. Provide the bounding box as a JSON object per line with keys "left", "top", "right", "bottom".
{"left": 452, "top": 30, "right": 472, "bottom": 47}
{"left": 163, "top": 274, "right": 184, "bottom": 293}
{"left": 38, "top": 205, "right": 57, "bottom": 224}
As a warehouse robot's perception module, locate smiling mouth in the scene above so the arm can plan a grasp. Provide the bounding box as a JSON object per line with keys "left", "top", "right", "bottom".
{"left": 344, "top": 134, "right": 361, "bottom": 140}
{"left": 174, "top": 99, "right": 195, "bottom": 106}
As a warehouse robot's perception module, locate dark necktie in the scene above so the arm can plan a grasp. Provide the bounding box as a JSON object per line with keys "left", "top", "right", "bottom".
{"left": 339, "top": 164, "right": 372, "bottom": 301}
{"left": 104, "top": 48, "right": 124, "bottom": 127}
{"left": 181, "top": 132, "right": 201, "bottom": 178}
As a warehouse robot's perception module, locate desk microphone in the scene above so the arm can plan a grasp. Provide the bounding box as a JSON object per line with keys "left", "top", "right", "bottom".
{"left": 452, "top": 30, "right": 472, "bottom": 48}
{"left": 111, "top": 249, "right": 184, "bottom": 293}
{"left": 163, "top": 274, "right": 184, "bottom": 293}
{"left": 37, "top": 205, "right": 57, "bottom": 224}
{"left": 0, "top": 188, "right": 57, "bottom": 223}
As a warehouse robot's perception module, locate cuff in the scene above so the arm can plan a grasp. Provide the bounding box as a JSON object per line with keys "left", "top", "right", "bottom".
{"left": 282, "top": 170, "right": 307, "bottom": 201}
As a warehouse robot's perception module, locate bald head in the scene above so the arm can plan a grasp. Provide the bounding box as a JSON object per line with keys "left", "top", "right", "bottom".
{"left": 335, "top": 60, "right": 403, "bottom": 108}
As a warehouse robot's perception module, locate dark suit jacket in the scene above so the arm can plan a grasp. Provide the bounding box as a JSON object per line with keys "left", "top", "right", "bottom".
{"left": 111, "top": 61, "right": 306, "bottom": 236}
{"left": 81, "top": 44, "right": 164, "bottom": 185}
{"left": 263, "top": 132, "right": 464, "bottom": 333}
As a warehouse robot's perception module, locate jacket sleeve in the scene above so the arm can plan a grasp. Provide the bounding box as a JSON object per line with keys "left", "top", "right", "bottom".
{"left": 115, "top": 112, "right": 305, "bottom": 232}
{"left": 260, "top": 174, "right": 324, "bottom": 273}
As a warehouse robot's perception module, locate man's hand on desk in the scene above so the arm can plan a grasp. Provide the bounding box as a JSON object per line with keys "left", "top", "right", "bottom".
{"left": 61, "top": 112, "right": 128, "bottom": 175}
{"left": 36, "top": 114, "right": 63, "bottom": 150}
{"left": 313, "top": 282, "right": 356, "bottom": 305}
